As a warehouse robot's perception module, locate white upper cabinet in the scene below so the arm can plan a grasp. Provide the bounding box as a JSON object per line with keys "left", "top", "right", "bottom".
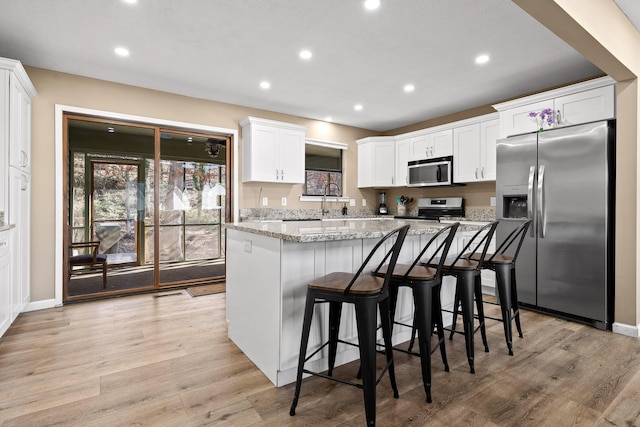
{"left": 409, "top": 129, "right": 453, "bottom": 161}
{"left": 494, "top": 76, "right": 615, "bottom": 138}
{"left": 480, "top": 119, "right": 499, "bottom": 181}
{"left": 452, "top": 115, "right": 499, "bottom": 183}
{"left": 357, "top": 137, "right": 395, "bottom": 188}
{"left": 240, "top": 116, "right": 307, "bottom": 183}
{"left": 453, "top": 123, "right": 481, "bottom": 183}
{"left": 394, "top": 137, "right": 410, "bottom": 187}
{"left": 554, "top": 85, "right": 615, "bottom": 127}
{"left": 8, "top": 73, "right": 32, "bottom": 173}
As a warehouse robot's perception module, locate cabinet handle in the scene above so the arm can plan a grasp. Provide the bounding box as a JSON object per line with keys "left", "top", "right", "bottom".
{"left": 276, "top": 169, "right": 279, "bottom": 180}
{"left": 555, "top": 110, "right": 561, "bottom": 125}
{"left": 281, "top": 169, "right": 284, "bottom": 181}
{"left": 475, "top": 168, "right": 478, "bottom": 179}
{"left": 481, "top": 167, "right": 485, "bottom": 178}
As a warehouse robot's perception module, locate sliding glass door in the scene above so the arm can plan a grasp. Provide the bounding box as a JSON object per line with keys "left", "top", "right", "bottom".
{"left": 66, "top": 117, "right": 228, "bottom": 300}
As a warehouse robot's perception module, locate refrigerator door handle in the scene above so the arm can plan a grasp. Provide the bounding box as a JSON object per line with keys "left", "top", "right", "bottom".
{"left": 528, "top": 166, "right": 536, "bottom": 237}
{"left": 537, "top": 165, "right": 546, "bottom": 238}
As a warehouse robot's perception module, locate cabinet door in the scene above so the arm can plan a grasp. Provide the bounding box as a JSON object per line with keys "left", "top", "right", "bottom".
{"left": 0, "top": 71, "right": 7, "bottom": 215}
{"left": 278, "top": 128, "right": 305, "bottom": 183}
{"left": 8, "top": 169, "right": 26, "bottom": 320}
{"left": 430, "top": 129, "right": 453, "bottom": 158}
{"left": 371, "top": 140, "right": 395, "bottom": 187}
{"left": 554, "top": 85, "right": 615, "bottom": 127}
{"left": 394, "top": 138, "right": 410, "bottom": 187}
{"left": 244, "top": 123, "right": 279, "bottom": 182}
{"left": 8, "top": 73, "right": 31, "bottom": 172}
{"left": 500, "top": 100, "right": 554, "bottom": 137}
{"left": 410, "top": 135, "right": 429, "bottom": 160}
{"left": 0, "top": 232, "right": 11, "bottom": 337}
{"left": 357, "top": 142, "right": 373, "bottom": 188}
{"left": 453, "top": 124, "right": 481, "bottom": 182}
{"left": 480, "top": 119, "right": 500, "bottom": 181}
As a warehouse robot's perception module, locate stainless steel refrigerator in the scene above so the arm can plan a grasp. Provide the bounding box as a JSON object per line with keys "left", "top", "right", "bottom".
{"left": 496, "top": 120, "right": 614, "bottom": 330}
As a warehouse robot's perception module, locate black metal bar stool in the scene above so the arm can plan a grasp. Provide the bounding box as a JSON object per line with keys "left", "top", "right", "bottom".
{"left": 374, "top": 222, "right": 459, "bottom": 403}
{"left": 465, "top": 219, "right": 532, "bottom": 355}
{"left": 289, "top": 225, "right": 409, "bottom": 427}
{"left": 428, "top": 221, "right": 499, "bottom": 374}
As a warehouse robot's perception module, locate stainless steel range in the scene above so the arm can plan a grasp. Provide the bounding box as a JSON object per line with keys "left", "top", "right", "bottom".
{"left": 395, "top": 197, "right": 464, "bottom": 220}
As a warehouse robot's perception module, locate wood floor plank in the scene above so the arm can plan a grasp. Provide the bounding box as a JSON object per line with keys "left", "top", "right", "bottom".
{"left": 1, "top": 292, "right": 639, "bottom": 426}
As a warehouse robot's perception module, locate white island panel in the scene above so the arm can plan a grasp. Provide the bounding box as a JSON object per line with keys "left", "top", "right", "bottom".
{"left": 226, "top": 220, "right": 476, "bottom": 386}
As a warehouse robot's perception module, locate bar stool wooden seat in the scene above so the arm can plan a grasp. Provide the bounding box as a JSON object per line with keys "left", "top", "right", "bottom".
{"left": 464, "top": 219, "right": 532, "bottom": 355}
{"left": 374, "top": 222, "right": 459, "bottom": 403}
{"left": 427, "top": 221, "right": 499, "bottom": 374}
{"left": 289, "top": 225, "right": 409, "bottom": 427}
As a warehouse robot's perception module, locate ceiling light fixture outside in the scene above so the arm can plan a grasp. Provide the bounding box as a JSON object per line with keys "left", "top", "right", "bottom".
{"left": 475, "top": 54, "right": 490, "bottom": 64}
{"left": 260, "top": 81, "right": 271, "bottom": 89}
{"left": 114, "top": 47, "right": 130, "bottom": 57}
{"left": 364, "top": 0, "right": 381, "bottom": 11}
{"left": 299, "top": 50, "right": 312, "bottom": 60}
{"left": 404, "top": 84, "right": 415, "bottom": 93}
{"left": 354, "top": 104, "right": 363, "bottom": 111}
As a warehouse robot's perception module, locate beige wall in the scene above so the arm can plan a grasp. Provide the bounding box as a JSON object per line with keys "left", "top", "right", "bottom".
{"left": 513, "top": 0, "right": 640, "bottom": 329}
{"left": 26, "top": 67, "right": 380, "bottom": 300}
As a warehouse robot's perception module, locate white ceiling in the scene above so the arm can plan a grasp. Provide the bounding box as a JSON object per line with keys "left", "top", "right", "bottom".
{"left": 0, "top": 1, "right": 636, "bottom": 132}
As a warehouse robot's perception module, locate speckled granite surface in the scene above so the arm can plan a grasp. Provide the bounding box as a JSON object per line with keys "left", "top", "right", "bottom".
{"left": 225, "top": 218, "right": 482, "bottom": 243}
{"left": 238, "top": 207, "right": 496, "bottom": 223}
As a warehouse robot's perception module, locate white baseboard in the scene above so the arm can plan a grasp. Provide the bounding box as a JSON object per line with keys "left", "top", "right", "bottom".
{"left": 612, "top": 322, "right": 640, "bottom": 338}
{"left": 24, "top": 299, "right": 58, "bottom": 312}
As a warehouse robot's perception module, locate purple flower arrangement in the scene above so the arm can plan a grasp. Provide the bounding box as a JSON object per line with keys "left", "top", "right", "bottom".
{"left": 528, "top": 108, "right": 556, "bottom": 132}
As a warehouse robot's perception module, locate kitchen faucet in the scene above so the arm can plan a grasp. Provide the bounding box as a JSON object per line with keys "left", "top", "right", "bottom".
{"left": 321, "top": 182, "right": 340, "bottom": 216}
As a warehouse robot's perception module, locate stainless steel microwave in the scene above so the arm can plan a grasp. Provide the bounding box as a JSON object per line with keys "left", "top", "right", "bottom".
{"left": 407, "top": 156, "right": 453, "bottom": 187}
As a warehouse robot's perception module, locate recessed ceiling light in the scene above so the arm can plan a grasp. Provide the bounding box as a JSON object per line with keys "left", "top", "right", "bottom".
{"left": 354, "top": 104, "right": 363, "bottom": 111}
{"left": 364, "top": 0, "right": 381, "bottom": 11}
{"left": 404, "top": 84, "right": 415, "bottom": 93}
{"left": 475, "top": 54, "right": 490, "bottom": 64}
{"left": 114, "top": 47, "right": 130, "bottom": 57}
{"left": 325, "top": 117, "right": 333, "bottom": 122}
{"left": 299, "top": 50, "right": 312, "bottom": 60}
{"left": 121, "top": 0, "right": 138, "bottom": 4}
{"left": 260, "top": 81, "right": 271, "bottom": 89}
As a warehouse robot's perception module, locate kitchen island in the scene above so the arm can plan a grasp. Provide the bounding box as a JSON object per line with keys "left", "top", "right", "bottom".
{"left": 225, "top": 218, "right": 483, "bottom": 386}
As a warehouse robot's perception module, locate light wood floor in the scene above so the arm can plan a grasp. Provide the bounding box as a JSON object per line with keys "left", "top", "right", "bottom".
{"left": 1, "top": 291, "right": 639, "bottom": 426}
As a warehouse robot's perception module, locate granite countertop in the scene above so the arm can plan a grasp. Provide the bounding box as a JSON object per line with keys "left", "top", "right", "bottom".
{"left": 224, "top": 218, "right": 482, "bottom": 243}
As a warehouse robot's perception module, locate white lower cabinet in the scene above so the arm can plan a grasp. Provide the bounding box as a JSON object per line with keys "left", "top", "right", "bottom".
{"left": 0, "top": 230, "right": 11, "bottom": 337}
{"left": 9, "top": 167, "right": 30, "bottom": 319}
